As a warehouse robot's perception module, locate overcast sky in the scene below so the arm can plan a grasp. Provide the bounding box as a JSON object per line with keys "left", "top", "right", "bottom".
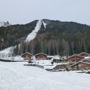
{"left": 0, "top": 0, "right": 90, "bottom": 25}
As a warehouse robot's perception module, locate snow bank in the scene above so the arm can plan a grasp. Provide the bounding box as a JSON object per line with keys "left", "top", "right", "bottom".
{"left": 25, "top": 20, "right": 42, "bottom": 42}
{"left": 32, "top": 60, "right": 52, "bottom": 66}
{"left": 53, "top": 55, "right": 60, "bottom": 60}
{"left": 13, "top": 56, "right": 24, "bottom": 61}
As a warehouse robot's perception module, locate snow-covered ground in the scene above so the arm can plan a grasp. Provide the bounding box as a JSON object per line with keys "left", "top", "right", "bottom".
{"left": 0, "top": 47, "right": 24, "bottom": 61}
{"left": 0, "top": 47, "right": 15, "bottom": 59}
{"left": 32, "top": 59, "right": 52, "bottom": 66}
{"left": 0, "top": 61, "right": 90, "bottom": 90}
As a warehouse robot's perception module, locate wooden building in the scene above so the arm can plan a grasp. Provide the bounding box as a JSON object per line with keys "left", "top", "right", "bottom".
{"left": 35, "top": 53, "right": 47, "bottom": 60}
{"left": 21, "top": 52, "right": 32, "bottom": 60}
{"left": 67, "top": 55, "right": 84, "bottom": 62}
{"left": 71, "top": 61, "right": 90, "bottom": 70}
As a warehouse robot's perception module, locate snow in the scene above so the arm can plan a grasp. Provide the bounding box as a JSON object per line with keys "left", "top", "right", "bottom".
{"left": 0, "top": 21, "right": 10, "bottom": 27}
{"left": 0, "top": 46, "right": 15, "bottom": 59}
{"left": 25, "top": 20, "right": 42, "bottom": 42}
{"left": 0, "top": 62, "right": 90, "bottom": 90}
{"left": 13, "top": 56, "right": 24, "bottom": 61}
{"left": 52, "top": 55, "right": 60, "bottom": 60}
{"left": 42, "top": 21, "right": 47, "bottom": 28}
{"left": 0, "top": 46, "right": 24, "bottom": 61}
{"left": 85, "top": 56, "right": 90, "bottom": 60}
{"left": 32, "top": 60, "right": 52, "bottom": 66}
{"left": 51, "top": 55, "right": 67, "bottom": 60}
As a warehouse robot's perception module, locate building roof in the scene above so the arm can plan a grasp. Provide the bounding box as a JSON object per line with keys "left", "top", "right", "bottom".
{"left": 21, "top": 52, "right": 32, "bottom": 57}
{"left": 53, "top": 55, "right": 60, "bottom": 60}
{"left": 79, "top": 52, "right": 89, "bottom": 56}
{"left": 68, "top": 55, "right": 82, "bottom": 59}
{"left": 85, "top": 57, "right": 90, "bottom": 60}
{"left": 71, "top": 59, "right": 90, "bottom": 67}
{"left": 35, "top": 53, "right": 47, "bottom": 57}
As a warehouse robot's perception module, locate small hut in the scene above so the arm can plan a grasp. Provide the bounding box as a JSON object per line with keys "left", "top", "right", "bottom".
{"left": 21, "top": 52, "right": 32, "bottom": 60}
{"left": 35, "top": 53, "right": 47, "bottom": 60}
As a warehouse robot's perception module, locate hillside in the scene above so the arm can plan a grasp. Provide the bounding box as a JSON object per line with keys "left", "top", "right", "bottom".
{"left": 0, "top": 19, "right": 90, "bottom": 56}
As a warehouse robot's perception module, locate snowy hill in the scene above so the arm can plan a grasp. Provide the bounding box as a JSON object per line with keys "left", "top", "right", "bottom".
{"left": 0, "top": 21, "right": 10, "bottom": 27}
{"left": 25, "top": 20, "right": 43, "bottom": 42}
{"left": 0, "top": 62, "right": 90, "bottom": 90}
{"left": 0, "top": 19, "right": 90, "bottom": 57}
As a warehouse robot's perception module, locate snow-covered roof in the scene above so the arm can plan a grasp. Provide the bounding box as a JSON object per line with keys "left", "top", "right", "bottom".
{"left": 21, "top": 52, "right": 32, "bottom": 57}
{"left": 35, "top": 53, "right": 47, "bottom": 57}
{"left": 53, "top": 55, "right": 60, "bottom": 60}
{"left": 84, "top": 57, "right": 90, "bottom": 60}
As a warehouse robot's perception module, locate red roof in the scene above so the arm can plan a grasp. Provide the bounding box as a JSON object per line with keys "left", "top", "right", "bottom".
{"left": 67, "top": 55, "right": 84, "bottom": 61}
{"left": 21, "top": 52, "right": 32, "bottom": 57}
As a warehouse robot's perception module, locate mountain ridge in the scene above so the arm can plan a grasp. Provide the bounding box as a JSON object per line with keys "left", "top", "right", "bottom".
{"left": 0, "top": 19, "right": 90, "bottom": 56}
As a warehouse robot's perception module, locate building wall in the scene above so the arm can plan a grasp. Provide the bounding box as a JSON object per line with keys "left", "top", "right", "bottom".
{"left": 68, "top": 56, "right": 84, "bottom": 61}
{"left": 72, "top": 63, "right": 90, "bottom": 70}
{"left": 24, "top": 56, "right": 31, "bottom": 60}
{"left": 78, "top": 63, "right": 90, "bottom": 70}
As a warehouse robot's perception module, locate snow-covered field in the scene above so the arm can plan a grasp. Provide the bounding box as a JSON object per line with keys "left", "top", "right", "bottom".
{"left": 0, "top": 61, "right": 90, "bottom": 90}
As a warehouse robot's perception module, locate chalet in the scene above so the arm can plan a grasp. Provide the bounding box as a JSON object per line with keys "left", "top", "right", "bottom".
{"left": 21, "top": 52, "right": 32, "bottom": 60}
{"left": 71, "top": 61, "right": 90, "bottom": 70}
{"left": 79, "top": 52, "right": 89, "bottom": 57}
{"left": 67, "top": 55, "right": 84, "bottom": 62}
{"left": 35, "top": 53, "right": 47, "bottom": 60}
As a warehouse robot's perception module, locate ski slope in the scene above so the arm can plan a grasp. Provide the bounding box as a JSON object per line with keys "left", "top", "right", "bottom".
{"left": 25, "top": 20, "right": 42, "bottom": 42}
{"left": 0, "top": 62, "right": 90, "bottom": 90}
{"left": 0, "top": 47, "right": 15, "bottom": 59}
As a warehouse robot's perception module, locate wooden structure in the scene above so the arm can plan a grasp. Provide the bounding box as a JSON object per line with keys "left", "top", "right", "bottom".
{"left": 67, "top": 55, "right": 84, "bottom": 62}
{"left": 35, "top": 53, "right": 47, "bottom": 60}
{"left": 79, "top": 52, "right": 89, "bottom": 57}
{"left": 21, "top": 52, "right": 32, "bottom": 60}
{"left": 71, "top": 61, "right": 90, "bottom": 70}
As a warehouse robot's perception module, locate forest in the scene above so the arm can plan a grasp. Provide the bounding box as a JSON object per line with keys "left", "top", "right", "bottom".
{"left": 0, "top": 19, "right": 90, "bottom": 56}
{"left": 13, "top": 19, "right": 90, "bottom": 56}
